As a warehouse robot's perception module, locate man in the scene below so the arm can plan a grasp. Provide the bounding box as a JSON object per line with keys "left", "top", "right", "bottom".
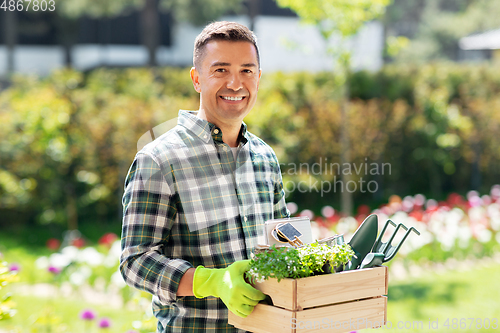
{"left": 120, "top": 21, "right": 289, "bottom": 332}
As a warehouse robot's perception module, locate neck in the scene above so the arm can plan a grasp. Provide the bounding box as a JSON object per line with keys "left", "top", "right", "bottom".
{"left": 197, "top": 110, "right": 241, "bottom": 147}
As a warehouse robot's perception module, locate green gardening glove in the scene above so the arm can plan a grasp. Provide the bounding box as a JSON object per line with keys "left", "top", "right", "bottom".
{"left": 192, "top": 260, "right": 266, "bottom": 318}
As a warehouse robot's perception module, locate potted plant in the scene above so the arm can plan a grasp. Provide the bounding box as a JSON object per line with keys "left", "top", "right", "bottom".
{"left": 246, "top": 242, "right": 355, "bottom": 283}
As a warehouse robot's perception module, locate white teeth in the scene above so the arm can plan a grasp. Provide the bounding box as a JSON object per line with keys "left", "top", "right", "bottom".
{"left": 222, "top": 96, "right": 243, "bottom": 101}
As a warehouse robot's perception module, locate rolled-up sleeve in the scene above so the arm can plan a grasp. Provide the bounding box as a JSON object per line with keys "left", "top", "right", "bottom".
{"left": 119, "top": 152, "right": 193, "bottom": 304}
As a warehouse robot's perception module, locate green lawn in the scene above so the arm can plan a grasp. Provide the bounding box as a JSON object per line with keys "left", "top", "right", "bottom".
{"left": 0, "top": 239, "right": 151, "bottom": 333}
{"left": 0, "top": 293, "right": 149, "bottom": 333}
{"left": 2, "top": 236, "right": 500, "bottom": 333}
{"left": 366, "top": 263, "right": 500, "bottom": 332}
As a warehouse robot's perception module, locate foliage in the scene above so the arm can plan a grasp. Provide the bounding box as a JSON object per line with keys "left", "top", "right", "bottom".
{"left": 246, "top": 243, "right": 354, "bottom": 283}
{"left": 275, "top": 0, "right": 391, "bottom": 39}
{"left": 0, "top": 261, "right": 18, "bottom": 321}
{"left": 273, "top": 0, "right": 394, "bottom": 216}
{"left": 249, "top": 63, "right": 500, "bottom": 209}
{"left": 2, "top": 64, "right": 500, "bottom": 228}
{"left": 298, "top": 242, "right": 354, "bottom": 273}
{"left": 384, "top": 0, "right": 500, "bottom": 62}
{"left": 57, "top": 0, "right": 244, "bottom": 25}
{"left": 0, "top": 68, "right": 192, "bottom": 230}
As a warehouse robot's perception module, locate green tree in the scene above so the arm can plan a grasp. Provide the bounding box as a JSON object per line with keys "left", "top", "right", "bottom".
{"left": 274, "top": 0, "right": 391, "bottom": 214}
{"left": 0, "top": 68, "right": 196, "bottom": 232}
{"left": 385, "top": 0, "right": 500, "bottom": 62}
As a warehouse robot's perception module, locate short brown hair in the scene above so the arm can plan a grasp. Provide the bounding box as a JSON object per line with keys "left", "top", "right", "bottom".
{"left": 193, "top": 21, "right": 260, "bottom": 69}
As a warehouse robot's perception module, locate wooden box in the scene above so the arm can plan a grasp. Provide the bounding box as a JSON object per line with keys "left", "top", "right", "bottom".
{"left": 229, "top": 266, "right": 388, "bottom": 333}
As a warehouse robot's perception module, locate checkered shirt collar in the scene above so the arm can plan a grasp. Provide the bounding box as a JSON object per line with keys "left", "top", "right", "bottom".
{"left": 177, "top": 110, "right": 248, "bottom": 145}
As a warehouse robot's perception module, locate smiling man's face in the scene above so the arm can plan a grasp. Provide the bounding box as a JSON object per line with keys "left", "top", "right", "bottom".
{"left": 190, "top": 40, "right": 261, "bottom": 128}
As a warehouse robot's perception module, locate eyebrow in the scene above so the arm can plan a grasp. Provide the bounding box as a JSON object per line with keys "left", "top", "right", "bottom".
{"left": 210, "top": 62, "right": 257, "bottom": 68}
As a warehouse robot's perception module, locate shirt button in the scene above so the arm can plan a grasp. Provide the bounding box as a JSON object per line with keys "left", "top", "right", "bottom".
{"left": 204, "top": 134, "right": 208, "bottom": 139}
{"left": 243, "top": 216, "right": 248, "bottom": 222}
{"left": 214, "top": 129, "right": 219, "bottom": 135}
{"left": 223, "top": 146, "right": 228, "bottom": 152}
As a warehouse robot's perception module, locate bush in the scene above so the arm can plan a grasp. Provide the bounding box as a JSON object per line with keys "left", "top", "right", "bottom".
{"left": 1, "top": 63, "right": 500, "bottom": 231}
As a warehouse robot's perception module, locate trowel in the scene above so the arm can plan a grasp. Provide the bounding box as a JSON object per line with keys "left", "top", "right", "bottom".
{"left": 344, "top": 214, "right": 379, "bottom": 271}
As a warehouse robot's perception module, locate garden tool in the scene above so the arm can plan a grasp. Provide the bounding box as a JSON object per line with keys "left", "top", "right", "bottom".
{"left": 318, "top": 234, "right": 345, "bottom": 247}
{"left": 359, "top": 219, "right": 420, "bottom": 269}
{"left": 344, "top": 214, "right": 379, "bottom": 271}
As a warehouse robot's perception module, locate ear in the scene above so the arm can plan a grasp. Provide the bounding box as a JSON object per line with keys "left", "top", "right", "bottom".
{"left": 257, "top": 69, "right": 262, "bottom": 90}
{"left": 190, "top": 67, "right": 201, "bottom": 93}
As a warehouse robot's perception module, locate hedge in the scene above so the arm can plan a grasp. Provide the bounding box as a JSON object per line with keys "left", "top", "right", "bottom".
{"left": 1, "top": 63, "right": 499, "bottom": 230}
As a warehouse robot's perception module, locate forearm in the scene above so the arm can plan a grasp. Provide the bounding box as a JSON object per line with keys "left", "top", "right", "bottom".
{"left": 120, "top": 248, "right": 193, "bottom": 303}
{"left": 176, "top": 267, "right": 195, "bottom": 296}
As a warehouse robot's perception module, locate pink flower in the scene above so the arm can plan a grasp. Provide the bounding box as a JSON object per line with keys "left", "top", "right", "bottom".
{"left": 98, "top": 318, "right": 111, "bottom": 328}
{"left": 9, "top": 263, "right": 20, "bottom": 272}
{"left": 299, "top": 209, "right": 315, "bottom": 220}
{"left": 80, "top": 309, "right": 96, "bottom": 321}
{"left": 48, "top": 265, "right": 61, "bottom": 275}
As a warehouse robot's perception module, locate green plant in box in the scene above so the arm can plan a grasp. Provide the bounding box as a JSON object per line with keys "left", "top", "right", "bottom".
{"left": 246, "top": 242, "right": 354, "bottom": 283}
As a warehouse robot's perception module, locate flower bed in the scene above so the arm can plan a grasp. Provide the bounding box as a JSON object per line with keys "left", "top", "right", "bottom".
{"left": 294, "top": 185, "right": 500, "bottom": 266}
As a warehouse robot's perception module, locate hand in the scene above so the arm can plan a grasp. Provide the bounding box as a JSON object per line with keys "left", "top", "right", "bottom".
{"left": 192, "top": 260, "right": 266, "bottom": 317}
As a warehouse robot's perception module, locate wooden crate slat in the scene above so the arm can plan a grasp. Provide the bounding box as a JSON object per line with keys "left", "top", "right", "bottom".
{"left": 228, "top": 304, "right": 294, "bottom": 333}
{"left": 295, "top": 296, "right": 387, "bottom": 333}
{"left": 229, "top": 267, "right": 388, "bottom": 332}
{"left": 296, "top": 266, "right": 387, "bottom": 310}
{"left": 229, "top": 297, "right": 387, "bottom": 333}
{"left": 253, "top": 276, "right": 297, "bottom": 310}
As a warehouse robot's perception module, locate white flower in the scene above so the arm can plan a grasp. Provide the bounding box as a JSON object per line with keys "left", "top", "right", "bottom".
{"left": 79, "top": 247, "right": 104, "bottom": 267}
{"left": 35, "top": 256, "right": 49, "bottom": 270}
{"left": 477, "top": 228, "right": 492, "bottom": 243}
{"left": 109, "top": 240, "right": 122, "bottom": 259}
{"left": 49, "top": 253, "right": 72, "bottom": 269}
{"left": 111, "top": 270, "right": 126, "bottom": 288}
{"left": 103, "top": 255, "right": 119, "bottom": 268}
{"left": 69, "top": 266, "right": 92, "bottom": 285}
{"left": 69, "top": 271, "right": 86, "bottom": 285}
{"left": 457, "top": 224, "right": 472, "bottom": 247}
{"left": 61, "top": 246, "right": 79, "bottom": 261}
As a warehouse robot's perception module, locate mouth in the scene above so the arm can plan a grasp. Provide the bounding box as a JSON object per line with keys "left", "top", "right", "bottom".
{"left": 220, "top": 96, "right": 246, "bottom": 102}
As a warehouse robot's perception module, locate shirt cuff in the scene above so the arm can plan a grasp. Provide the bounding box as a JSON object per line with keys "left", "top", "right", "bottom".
{"left": 157, "top": 259, "right": 194, "bottom": 304}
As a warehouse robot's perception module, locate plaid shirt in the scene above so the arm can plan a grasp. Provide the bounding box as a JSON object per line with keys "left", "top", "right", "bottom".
{"left": 120, "top": 110, "right": 289, "bottom": 333}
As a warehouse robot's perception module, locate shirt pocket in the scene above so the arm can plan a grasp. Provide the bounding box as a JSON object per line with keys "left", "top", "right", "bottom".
{"left": 176, "top": 173, "right": 240, "bottom": 232}
{"left": 238, "top": 174, "right": 275, "bottom": 226}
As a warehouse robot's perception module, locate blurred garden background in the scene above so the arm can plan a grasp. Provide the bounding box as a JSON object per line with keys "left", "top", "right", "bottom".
{"left": 1, "top": 0, "right": 500, "bottom": 332}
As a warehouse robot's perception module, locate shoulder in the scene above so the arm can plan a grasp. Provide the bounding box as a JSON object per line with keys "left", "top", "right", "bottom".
{"left": 139, "top": 125, "right": 189, "bottom": 161}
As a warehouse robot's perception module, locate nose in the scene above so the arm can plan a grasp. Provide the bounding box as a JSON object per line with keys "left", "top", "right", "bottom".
{"left": 226, "top": 73, "right": 243, "bottom": 91}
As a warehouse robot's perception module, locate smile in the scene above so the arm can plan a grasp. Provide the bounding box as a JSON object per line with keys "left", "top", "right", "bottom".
{"left": 221, "top": 96, "right": 245, "bottom": 101}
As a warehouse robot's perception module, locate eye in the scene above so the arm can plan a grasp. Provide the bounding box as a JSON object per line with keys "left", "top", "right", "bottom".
{"left": 242, "top": 69, "right": 253, "bottom": 74}
{"left": 215, "top": 68, "right": 226, "bottom": 73}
